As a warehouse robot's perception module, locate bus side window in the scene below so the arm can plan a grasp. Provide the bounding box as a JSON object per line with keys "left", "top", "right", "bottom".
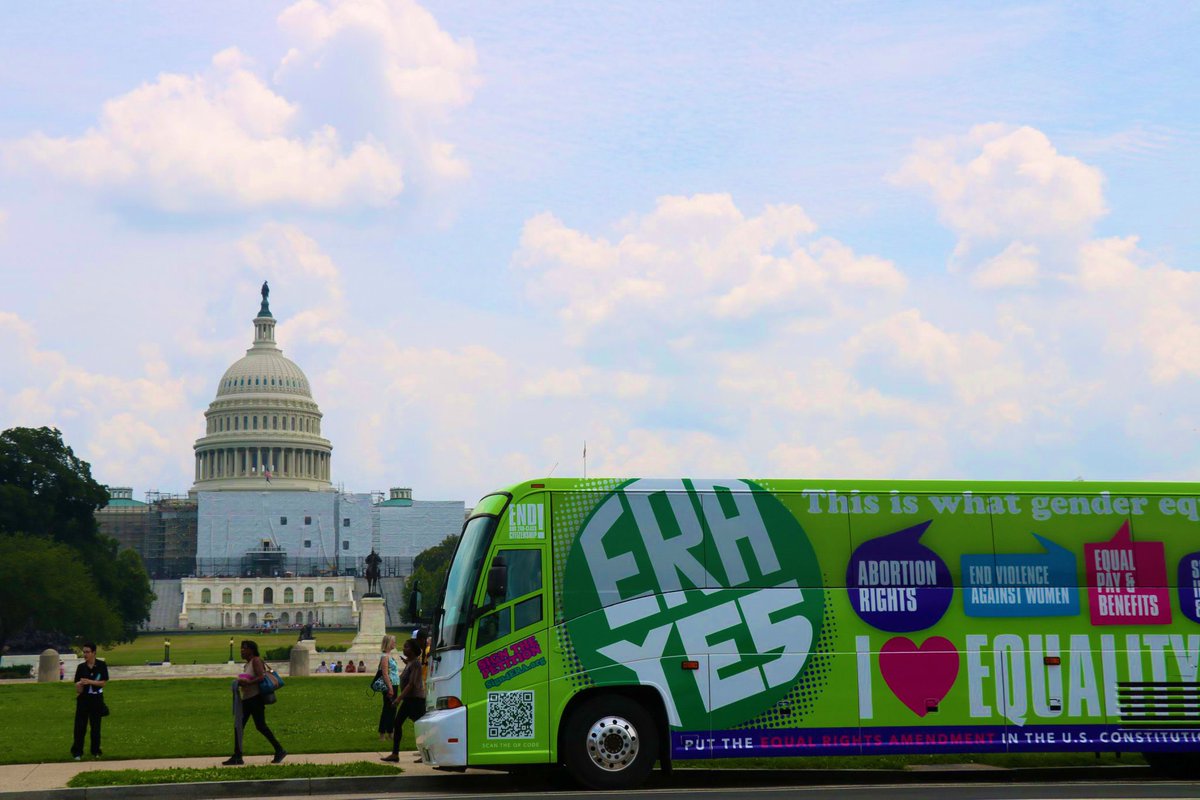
{"left": 476, "top": 549, "right": 544, "bottom": 648}
{"left": 514, "top": 594, "right": 542, "bottom": 629}
{"left": 478, "top": 607, "right": 512, "bottom": 647}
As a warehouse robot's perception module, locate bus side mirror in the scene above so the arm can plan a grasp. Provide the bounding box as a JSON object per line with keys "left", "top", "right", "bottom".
{"left": 407, "top": 586, "right": 423, "bottom": 622}
{"left": 487, "top": 558, "right": 508, "bottom": 600}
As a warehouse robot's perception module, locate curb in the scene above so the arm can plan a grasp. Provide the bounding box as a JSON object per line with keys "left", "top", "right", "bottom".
{"left": 0, "top": 764, "right": 1160, "bottom": 800}
{"left": 0, "top": 772, "right": 490, "bottom": 800}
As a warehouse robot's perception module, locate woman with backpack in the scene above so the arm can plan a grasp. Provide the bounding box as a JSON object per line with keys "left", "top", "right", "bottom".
{"left": 224, "top": 640, "right": 286, "bottom": 765}
{"left": 377, "top": 635, "right": 400, "bottom": 741}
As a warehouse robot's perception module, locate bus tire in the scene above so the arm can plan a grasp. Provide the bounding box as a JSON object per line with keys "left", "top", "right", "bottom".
{"left": 562, "top": 695, "right": 659, "bottom": 789}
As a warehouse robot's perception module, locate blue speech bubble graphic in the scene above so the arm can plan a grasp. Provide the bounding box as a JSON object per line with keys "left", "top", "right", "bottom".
{"left": 961, "top": 533, "right": 1079, "bottom": 618}
{"left": 846, "top": 520, "right": 953, "bottom": 632}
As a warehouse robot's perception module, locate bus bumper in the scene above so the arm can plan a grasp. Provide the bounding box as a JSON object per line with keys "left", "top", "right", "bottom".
{"left": 415, "top": 706, "right": 467, "bottom": 767}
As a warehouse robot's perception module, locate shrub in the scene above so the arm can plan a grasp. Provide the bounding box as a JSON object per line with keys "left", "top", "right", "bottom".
{"left": 0, "top": 665, "right": 33, "bottom": 678}
{"left": 263, "top": 645, "right": 293, "bottom": 661}
{"left": 317, "top": 644, "right": 348, "bottom": 653}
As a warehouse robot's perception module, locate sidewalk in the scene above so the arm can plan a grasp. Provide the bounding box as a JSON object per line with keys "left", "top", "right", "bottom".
{"left": 0, "top": 750, "right": 448, "bottom": 793}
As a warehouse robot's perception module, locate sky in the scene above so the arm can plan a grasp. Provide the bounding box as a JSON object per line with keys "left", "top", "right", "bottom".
{"left": 2, "top": 1, "right": 1199, "bottom": 504}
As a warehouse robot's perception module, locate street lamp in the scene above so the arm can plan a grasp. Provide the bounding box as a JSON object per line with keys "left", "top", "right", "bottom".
{"left": 163, "top": 639, "right": 171, "bottom": 664}
{"left": 228, "top": 637, "right": 234, "bottom": 663}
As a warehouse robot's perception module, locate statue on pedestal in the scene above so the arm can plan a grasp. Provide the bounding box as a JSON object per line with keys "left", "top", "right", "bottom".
{"left": 364, "top": 550, "right": 382, "bottom": 597}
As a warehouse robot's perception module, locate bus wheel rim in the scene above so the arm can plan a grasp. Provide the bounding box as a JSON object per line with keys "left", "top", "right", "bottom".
{"left": 585, "top": 715, "right": 639, "bottom": 771}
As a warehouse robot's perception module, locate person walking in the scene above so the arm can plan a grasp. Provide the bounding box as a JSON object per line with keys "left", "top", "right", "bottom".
{"left": 377, "top": 635, "right": 401, "bottom": 741}
{"left": 381, "top": 639, "right": 426, "bottom": 762}
{"left": 71, "top": 642, "right": 108, "bottom": 760}
{"left": 223, "top": 640, "right": 286, "bottom": 765}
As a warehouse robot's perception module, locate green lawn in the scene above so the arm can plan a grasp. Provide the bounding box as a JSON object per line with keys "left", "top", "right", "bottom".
{"left": 0, "top": 679, "right": 1151, "bottom": 771}
{"left": 95, "top": 631, "right": 361, "bottom": 666}
{"left": 0, "top": 678, "right": 414, "bottom": 764}
{"left": 68, "top": 762, "right": 401, "bottom": 787}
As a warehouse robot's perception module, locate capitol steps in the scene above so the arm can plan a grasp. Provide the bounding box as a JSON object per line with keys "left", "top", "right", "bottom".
{"left": 144, "top": 579, "right": 183, "bottom": 631}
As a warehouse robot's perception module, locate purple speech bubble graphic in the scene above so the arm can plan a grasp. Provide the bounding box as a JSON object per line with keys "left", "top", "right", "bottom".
{"left": 1178, "top": 552, "right": 1200, "bottom": 624}
{"left": 846, "top": 520, "right": 953, "bottom": 632}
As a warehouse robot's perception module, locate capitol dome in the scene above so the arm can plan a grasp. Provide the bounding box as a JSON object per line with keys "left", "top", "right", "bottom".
{"left": 192, "top": 284, "right": 333, "bottom": 492}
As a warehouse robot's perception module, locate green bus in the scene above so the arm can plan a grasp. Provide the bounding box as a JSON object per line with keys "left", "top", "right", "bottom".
{"left": 414, "top": 477, "right": 1200, "bottom": 787}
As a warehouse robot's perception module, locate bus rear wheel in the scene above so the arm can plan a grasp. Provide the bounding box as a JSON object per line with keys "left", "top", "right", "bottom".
{"left": 562, "top": 695, "right": 659, "bottom": 789}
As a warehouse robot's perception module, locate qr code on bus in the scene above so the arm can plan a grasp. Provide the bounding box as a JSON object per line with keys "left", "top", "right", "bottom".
{"left": 486, "top": 690, "right": 535, "bottom": 739}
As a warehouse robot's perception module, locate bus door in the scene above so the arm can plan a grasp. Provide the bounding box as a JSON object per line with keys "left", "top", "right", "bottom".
{"left": 465, "top": 539, "right": 552, "bottom": 765}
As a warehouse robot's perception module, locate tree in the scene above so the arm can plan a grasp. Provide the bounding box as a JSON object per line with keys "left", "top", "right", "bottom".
{"left": 0, "top": 427, "right": 109, "bottom": 548}
{"left": 0, "top": 535, "right": 123, "bottom": 653}
{"left": 0, "top": 427, "right": 153, "bottom": 648}
{"left": 413, "top": 534, "right": 459, "bottom": 576}
{"left": 405, "top": 534, "right": 460, "bottom": 622}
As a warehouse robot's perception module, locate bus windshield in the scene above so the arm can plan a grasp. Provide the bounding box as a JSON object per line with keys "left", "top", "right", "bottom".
{"left": 435, "top": 514, "right": 497, "bottom": 650}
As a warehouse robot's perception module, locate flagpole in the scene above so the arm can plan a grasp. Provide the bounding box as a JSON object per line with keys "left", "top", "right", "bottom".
{"left": 583, "top": 441, "right": 587, "bottom": 480}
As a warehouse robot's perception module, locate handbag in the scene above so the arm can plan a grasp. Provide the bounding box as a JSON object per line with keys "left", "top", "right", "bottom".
{"left": 99, "top": 700, "right": 111, "bottom": 717}
{"left": 258, "top": 668, "right": 284, "bottom": 695}
{"left": 370, "top": 667, "right": 387, "bottom": 693}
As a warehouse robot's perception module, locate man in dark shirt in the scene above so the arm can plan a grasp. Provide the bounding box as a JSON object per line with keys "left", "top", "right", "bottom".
{"left": 71, "top": 642, "right": 109, "bottom": 759}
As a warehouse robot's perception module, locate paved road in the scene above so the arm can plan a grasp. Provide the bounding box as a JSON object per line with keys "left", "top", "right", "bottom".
{"left": 257, "top": 769, "right": 1200, "bottom": 800}
{"left": 275, "top": 785, "right": 1200, "bottom": 800}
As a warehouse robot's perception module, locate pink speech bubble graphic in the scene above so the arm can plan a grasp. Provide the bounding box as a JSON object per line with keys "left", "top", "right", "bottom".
{"left": 879, "top": 636, "right": 959, "bottom": 718}
{"left": 1084, "top": 521, "right": 1171, "bottom": 625}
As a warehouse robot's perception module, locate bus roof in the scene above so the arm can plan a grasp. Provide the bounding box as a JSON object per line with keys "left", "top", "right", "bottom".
{"left": 488, "top": 476, "right": 1200, "bottom": 504}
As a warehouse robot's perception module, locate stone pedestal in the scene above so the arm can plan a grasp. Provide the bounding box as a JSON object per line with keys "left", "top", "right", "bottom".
{"left": 37, "top": 649, "right": 59, "bottom": 683}
{"left": 289, "top": 640, "right": 315, "bottom": 677}
{"left": 347, "top": 596, "right": 387, "bottom": 655}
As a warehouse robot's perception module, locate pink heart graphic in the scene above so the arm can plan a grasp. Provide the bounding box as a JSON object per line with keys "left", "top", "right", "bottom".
{"left": 879, "top": 636, "right": 959, "bottom": 718}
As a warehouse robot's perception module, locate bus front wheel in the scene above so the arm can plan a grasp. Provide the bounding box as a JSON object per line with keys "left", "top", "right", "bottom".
{"left": 562, "top": 695, "right": 659, "bottom": 789}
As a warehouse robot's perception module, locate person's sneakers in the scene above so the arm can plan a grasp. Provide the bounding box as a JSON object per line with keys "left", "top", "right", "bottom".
{"left": 271, "top": 750, "right": 287, "bottom": 764}
{"left": 380, "top": 754, "right": 400, "bottom": 762}
{"left": 72, "top": 756, "right": 81, "bottom": 761}
{"left": 221, "top": 756, "right": 244, "bottom": 766}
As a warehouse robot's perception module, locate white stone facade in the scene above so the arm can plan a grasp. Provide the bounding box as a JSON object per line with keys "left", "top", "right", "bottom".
{"left": 179, "top": 576, "right": 358, "bottom": 629}
{"left": 195, "top": 490, "right": 462, "bottom": 574}
{"left": 378, "top": 499, "right": 465, "bottom": 557}
{"left": 196, "top": 490, "right": 374, "bottom": 567}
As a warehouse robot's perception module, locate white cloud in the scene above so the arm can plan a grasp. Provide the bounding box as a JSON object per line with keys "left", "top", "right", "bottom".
{"left": 893, "top": 124, "right": 1106, "bottom": 265}
{"left": 275, "top": 0, "right": 479, "bottom": 183}
{"left": 514, "top": 194, "right": 903, "bottom": 341}
{"left": 4, "top": 0, "right": 480, "bottom": 211}
{"left": 6, "top": 50, "right": 403, "bottom": 211}
{"left": 521, "top": 367, "right": 659, "bottom": 400}
{"left": 972, "top": 241, "right": 1040, "bottom": 289}
{"left": 277, "top": 0, "right": 478, "bottom": 111}
{"left": 1072, "top": 236, "right": 1200, "bottom": 384}
{"left": 0, "top": 312, "right": 197, "bottom": 488}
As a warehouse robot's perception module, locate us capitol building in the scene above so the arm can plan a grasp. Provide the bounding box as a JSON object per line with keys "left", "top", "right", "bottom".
{"left": 98, "top": 284, "right": 465, "bottom": 630}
